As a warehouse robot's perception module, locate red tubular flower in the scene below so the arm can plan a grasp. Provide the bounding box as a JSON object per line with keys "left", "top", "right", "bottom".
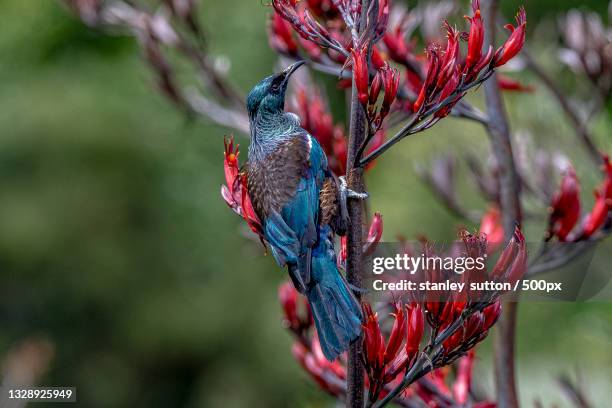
{"left": 479, "top": 205, "right": 504, "bottom": 253}
{"left": 269, "top": 12, "right": 298, "bottom": 56}
{"left": 305, "top": 0, "right": 325, "bottom": 17}
{"left": 493, "top": 7, "right": 527, "bottom": 67}
{"left": 369, "top": 72, "right": 383, "bottom": 106}
{"left": 491, "top": 226, "right": 527, "bottom": 284}
{"left": 413, "top": 45, "right": 440, "bottom": 113}
{"left": 549, "top": 166, "right": 581, "bottom": 241}
{"left": 240, "top": 173, "right": 265, "bottom": 239}
{"left": 505, "top": 227, "right": 528, "bottom": 285}
{"left": 582, "top": 155, "right": 612, "bottom": 238}
{"left": 497, "top": 74, "right": 535, "bottom": 92}
{"left": 221, "top": 137, "right": 265, "bottom": 243}
{"left": 443, "top": 311, "right": 484, "bottom": 352}
{"left": 351, "top": 45, "right": 370, "bottom": 105}
{"left": 436, "top": 24, "right": 460, "bottom": 89}
{"left": 362, "top": 302, "right": 424, "bottom": 392}
{"left": 294, "top": 88, "right": 335, "bottom": 153}
{"left": 279, "top": 281, "right": 299, "bottom": 329}
{"left": 279, "top": 281, "right": 312, "bottom": 331}
{"left": 371, "top": 46, "right": 387, "bottom": 70}
{"left": 464, "top": 0, "right": 483, "bottom": 69}
{"left": 292, "top": 338, "right": 345, "bottom": 396}
{"left": 381, "top": 64, "right": 400, "bottom": 117}
{"left": 338, "top": 235, "right": 347, "bottom": 266}
{"left": 405, "top": 303, "right": 424, "bottom": 362}
{"left": 453, "top": 351, "right": 475, "bottom": 404}
{"left": 434, "top": 67, "right": 461, "bottom": 118}
{"left": 362, "top": 303, "right": 385, "bottom": 372}
{"left": 384, "top": 303, "right": 406, "bottom": 364}
{"left": 469, "top": 45, "right": 494, "bottom": 80}
{"left": 221, "top": 136, "right": 241, "bottom": 214}
{"left": 583, "top": 198, "right": 608, "bottom": 238}
{"left": 482, "top": 300, "right": 502, "bottom": 331}
{"left": 375, "top": 0, "right": 390, "bottom": 39}
{"left": 383, "top": 25, "right": 413, "bottom": 65}
{"left": 363, "top": 212, "right": 384, "bottom": 256}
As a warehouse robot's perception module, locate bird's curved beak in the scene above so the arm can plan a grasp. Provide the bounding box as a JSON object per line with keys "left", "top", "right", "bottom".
{"left": 281, "top": 60, "right": 305, "bottom": 85}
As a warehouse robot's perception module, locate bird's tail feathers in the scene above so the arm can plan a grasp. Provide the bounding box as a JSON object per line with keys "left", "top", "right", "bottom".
{"left": 306, "top": 253, "right": 363, "bottom": 361}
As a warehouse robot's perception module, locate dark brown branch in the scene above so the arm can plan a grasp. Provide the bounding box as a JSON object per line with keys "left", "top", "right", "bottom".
{"left": 346, "top": 99, "right": 367, "bottom": 408}
{"left": 345, "top": 1, "right": 371, "bottom": 406}
{"left": 482, "top": 2, "right": 522, "bottom": 408}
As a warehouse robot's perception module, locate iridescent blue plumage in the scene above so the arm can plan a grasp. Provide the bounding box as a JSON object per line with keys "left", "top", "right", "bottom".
{"left": 246, "top": 62, "right": 362, "bottom": 361}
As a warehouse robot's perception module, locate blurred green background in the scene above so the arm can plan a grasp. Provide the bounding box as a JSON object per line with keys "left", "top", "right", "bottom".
{"left": 0, "top": 0, "right": 610, "bottom": 407}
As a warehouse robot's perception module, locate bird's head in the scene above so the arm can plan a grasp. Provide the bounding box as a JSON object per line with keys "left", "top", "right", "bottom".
{"left": 246, "top": 61, "right": 305, "bottom": 119}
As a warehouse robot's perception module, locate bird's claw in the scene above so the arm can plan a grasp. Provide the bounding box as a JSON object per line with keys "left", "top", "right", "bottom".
{"left": 337, "top": 176, "right": 368, "bottom": 231}
{"left": 339, "top": 176, "right": 369, "bottom": 201}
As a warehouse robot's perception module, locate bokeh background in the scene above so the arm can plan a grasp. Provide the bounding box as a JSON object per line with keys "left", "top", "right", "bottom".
{"left": 0, "top": 0, "right": 610, "bottom": 407}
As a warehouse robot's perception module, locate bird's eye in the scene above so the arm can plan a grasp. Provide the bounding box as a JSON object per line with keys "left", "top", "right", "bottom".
{"left": 270, "top": 83, "right": 280, "bottom": 92}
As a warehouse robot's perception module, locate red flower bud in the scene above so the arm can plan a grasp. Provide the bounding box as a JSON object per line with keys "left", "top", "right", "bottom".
{"left": 405, "top": 303, "right": 424, "bottom": 361}
{"left": 479, "top": 205, "right": 504, "bottom": 253}
{"left": 269, "top": 12, "right": 298, "bottom": 55}
{"left": 383, "top": 26, "right": 411, "bottom": 65}
{"left": 434, "top": 67, "right": 460, "bottom": 118}
{"left": 583, "top": 197, "right": 608, "bottom": 238}
{"left": 279, "top": 281, "right": 299, "bottom": 329}
{"left": 240, "top": 173, "right": 265, "bottom": 240}
{"left": 493, "top": 7, "right": 527, "bottom": 67}
{"left": 362, "top": 303, "right": 385, "bottom": 371}
{"left": 369, "top": 72, "right": 382, "bottom": 105}
{"left": 482, "top": 300, "right": 502, "bottom": 331}
{"left": 381, "top": 64, "right": 400, "bottom": 115}
{"left": 363, "top": 212, "right": 384, "bottom": 256}
{"left": 436, "top": 23, "right": 460, "bottom": 89}
{"left": 505, "top": 227, "right": 528, "bottom": 285}
{"left": 338, "top": 235, "right": 347, "bottom": 266}
{"left": 464, "top": 1, "right": 484, "bottom": 69}
{"left": 413, "top": 45, "right": 440, "bottom": 113}
{"left": 375, "top": 0, "right": 390, "bottom": 39}
{"left": 497, "top": 74, "right": 535, "bottom": 92}
{"left": 384, "top": 302, "right": 406, "bottom": 364}
{"left": 471, "top": 45, "right": 494, "bottom": 78}
{"left": 292, "top": 339, "right": 344, "bottom": 396}
{"left": 221, "top": 137, "right": 265, "bottom": 243}
{"left": 351, "top": 45, "right": 370, "bottom": 105}
{"left": 549, "top": 166, "right": 581, "bottom": 241}
{"left": 582, "top": 155, "right": 612, "bottom": 238}
{"left": 223, "top": 136, "right": 240, "bottom": 195}
{"left": 453, "top": 351, "right": 475, "bottom": 404}
{"left": 491, "top": 226, "right": 526, "bottom": 284}
{"left": 371, "top": 46, "right": 387, "bottom": 70}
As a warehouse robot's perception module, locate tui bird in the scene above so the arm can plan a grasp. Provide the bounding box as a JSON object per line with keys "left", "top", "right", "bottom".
{"left": 245, "top": 61, "right": 364, "bottom": 361}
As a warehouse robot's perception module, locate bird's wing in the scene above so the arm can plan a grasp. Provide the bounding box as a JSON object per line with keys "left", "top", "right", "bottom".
{"left": 255, "top": 131, "right": 329, "bottom": 289}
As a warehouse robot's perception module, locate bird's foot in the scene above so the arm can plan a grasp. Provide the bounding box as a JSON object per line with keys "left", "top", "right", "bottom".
{"left": 339, "top": 176, "right": 369, "bottom": 200}
{"left": 338, "top": 176, "right": 368, "bottom": 228}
